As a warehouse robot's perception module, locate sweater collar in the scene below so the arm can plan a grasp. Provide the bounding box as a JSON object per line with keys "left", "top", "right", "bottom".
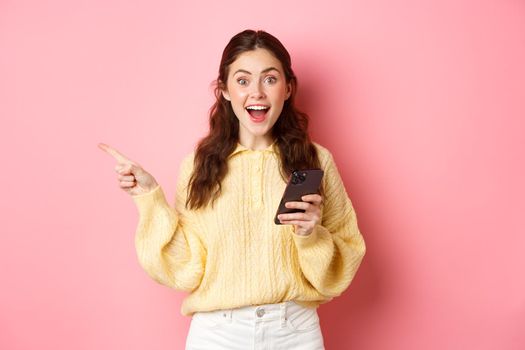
{"left": 229, "top": 140, "right": 278, "bottom": 158}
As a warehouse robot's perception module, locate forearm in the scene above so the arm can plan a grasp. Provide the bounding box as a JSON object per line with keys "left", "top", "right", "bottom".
{"left": 292, "top": 211, "right": 366, "bottom": 297}
{"left": 133, "top": 185, "right": 205, "bottom": 291}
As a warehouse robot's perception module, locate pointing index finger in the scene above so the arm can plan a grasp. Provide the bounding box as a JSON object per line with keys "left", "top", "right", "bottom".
{"left": 98, "top": 143, "right": 133, "bottom": 164}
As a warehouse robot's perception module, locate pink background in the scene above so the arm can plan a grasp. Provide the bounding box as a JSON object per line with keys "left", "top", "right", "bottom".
{"left": 1, "top": 0, "right": 524, "bottom": 349}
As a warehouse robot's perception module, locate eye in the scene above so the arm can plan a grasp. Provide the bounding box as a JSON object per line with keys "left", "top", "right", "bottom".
{"left": 237, "top": 78, "right": 248, "bottom": 86}
{"left": 265, "top": 76, "right": 277, "bottom": 84}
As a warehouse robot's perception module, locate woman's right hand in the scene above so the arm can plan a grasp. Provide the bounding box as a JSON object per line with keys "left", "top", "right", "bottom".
{"left": 98, "top": 143, "right": 159, "bottom": 196}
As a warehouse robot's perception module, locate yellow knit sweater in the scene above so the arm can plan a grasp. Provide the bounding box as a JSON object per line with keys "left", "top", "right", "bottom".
{"left": 131, "top": 141, "right": 366, "bottom": 316}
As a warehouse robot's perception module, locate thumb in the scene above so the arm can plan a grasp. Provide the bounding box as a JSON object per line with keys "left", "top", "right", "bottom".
{"left": 117, "top": 162, "right": 144, "bottom": 176}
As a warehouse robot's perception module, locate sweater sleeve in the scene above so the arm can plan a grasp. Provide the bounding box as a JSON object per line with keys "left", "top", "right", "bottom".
{"left": 291, "top": 150, "right": 366, "bottom": 298}
{"left": 131, "top": 154, "right": 205, "bottom": 292}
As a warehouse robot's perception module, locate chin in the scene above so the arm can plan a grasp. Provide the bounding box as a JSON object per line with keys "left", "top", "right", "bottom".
{"left": 248, "top": 128, "right": 271, "bottom": 137}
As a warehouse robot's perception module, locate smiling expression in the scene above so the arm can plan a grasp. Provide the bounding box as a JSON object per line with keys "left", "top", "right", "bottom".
{"left": 221, "top": 48, "right": 291, "bottom": 147}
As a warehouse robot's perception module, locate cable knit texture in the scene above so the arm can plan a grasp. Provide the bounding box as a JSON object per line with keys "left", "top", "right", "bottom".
{"left": 132, "top": 142, "right": 366, "bottom": 316}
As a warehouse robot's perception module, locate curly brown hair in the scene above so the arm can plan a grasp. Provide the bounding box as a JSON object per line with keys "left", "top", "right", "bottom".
{"left": 187, "top": 29, "right": 322, "bottom": 210}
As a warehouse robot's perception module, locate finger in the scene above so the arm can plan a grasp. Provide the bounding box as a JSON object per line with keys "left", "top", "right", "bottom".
{"left": 278, "top": 212, "right": 309, "bottom": 222}
{"left": 119, "top": 181, "right": 136, "bottom": 188}
{"left": 285, "top": 201, "right": 309, "bottom": 210}
{"left": 115, "top": 164, "right": 130, "bottom": 173}
{"left": 279, "top": 220, "right": 308, "bottom": 228}
{"left": 116, "top": 163, "right": 132, "bottom": 174}
{"left": 128, "top": 163, "right": 145, "bottom": 176}
{"left": 98, "top": 143, "right": 134, "bottom": 164}
{"left": 117, "top": 163, "right": 142, "bottom": 176}
{"left": 301, "top": 194, "right": 322, "bottom": 205}
{"left": 279, "top": 219, "right": 307, "bottom": 226}
{"left": 118, "top": 174, "right": 136, "bottom": 182}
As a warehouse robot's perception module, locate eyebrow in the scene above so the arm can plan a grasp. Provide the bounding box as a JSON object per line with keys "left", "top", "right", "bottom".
{"left": 233, "top": 67, "right": 280, "bottom": 75}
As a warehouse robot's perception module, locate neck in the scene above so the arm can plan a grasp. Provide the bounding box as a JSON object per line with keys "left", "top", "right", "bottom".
{"left": 238, "top": 135, "right": 275, "bottom": 151}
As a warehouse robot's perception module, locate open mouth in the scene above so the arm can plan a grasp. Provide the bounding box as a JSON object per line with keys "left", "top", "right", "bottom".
{"left": 246, "top": 105, "right": 270, "bottom": 122}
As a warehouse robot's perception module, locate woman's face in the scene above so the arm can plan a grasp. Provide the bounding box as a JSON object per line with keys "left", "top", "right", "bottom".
{"left": 222, "top": 48, "right": 291, "bottom": 147}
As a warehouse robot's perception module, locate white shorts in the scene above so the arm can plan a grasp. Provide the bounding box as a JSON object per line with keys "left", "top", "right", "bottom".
{"left": 185, "top": 300, "right": 325, "bottom": 350}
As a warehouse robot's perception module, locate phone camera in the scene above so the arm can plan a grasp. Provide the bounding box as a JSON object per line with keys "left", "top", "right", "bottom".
{"left": 291, "top": 170, "right": 307, "bottom": 185}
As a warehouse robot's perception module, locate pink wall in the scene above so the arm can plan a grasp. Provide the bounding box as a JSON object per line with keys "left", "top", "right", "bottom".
{"left": 1, "top": 0, "right": 524, "bottom": 349}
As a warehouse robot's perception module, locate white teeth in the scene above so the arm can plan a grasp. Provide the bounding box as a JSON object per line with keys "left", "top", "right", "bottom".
{"left": 246, "top": 105, "right": 269, "bottom": 110}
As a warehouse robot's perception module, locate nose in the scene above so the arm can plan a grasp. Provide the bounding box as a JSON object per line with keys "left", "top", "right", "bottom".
{"left": 250, "top": 81, "right": 266, "bottom": 99}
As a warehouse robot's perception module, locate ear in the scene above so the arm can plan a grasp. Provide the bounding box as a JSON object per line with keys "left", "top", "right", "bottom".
{"left": 220, "top": 81, "right": 231, "bottom": 101}
{"left": 285, "top": 82, "right": 292, "bottom": 100}
{"left": 222, "top": 89, "right": 231, "bottom": 101}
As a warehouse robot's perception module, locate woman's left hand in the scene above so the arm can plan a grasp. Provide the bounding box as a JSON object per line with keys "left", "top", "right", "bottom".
{"left": 277, "top": 194, "right": 323, "bottom": 236}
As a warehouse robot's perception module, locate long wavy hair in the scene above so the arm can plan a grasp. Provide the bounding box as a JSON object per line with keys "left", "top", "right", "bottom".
{"left": 186, "top": 29, "right": 322, "bottom": 210}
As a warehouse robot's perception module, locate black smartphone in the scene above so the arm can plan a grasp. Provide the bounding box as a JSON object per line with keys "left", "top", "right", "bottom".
{"left": 274, "top": 169, "right": 324, "bottom": 225}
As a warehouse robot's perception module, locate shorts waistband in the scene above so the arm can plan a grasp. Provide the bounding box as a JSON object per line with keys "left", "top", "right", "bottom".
{"left": 230, "top": 300, "right": 293, "bottom": 319}
{"left": 194, "top": 300, "right": 303, "bottom": 326}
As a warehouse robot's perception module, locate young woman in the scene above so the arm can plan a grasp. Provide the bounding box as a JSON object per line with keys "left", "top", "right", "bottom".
{"left": 99, "top": 29, "right": 366, "bottom": 350}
